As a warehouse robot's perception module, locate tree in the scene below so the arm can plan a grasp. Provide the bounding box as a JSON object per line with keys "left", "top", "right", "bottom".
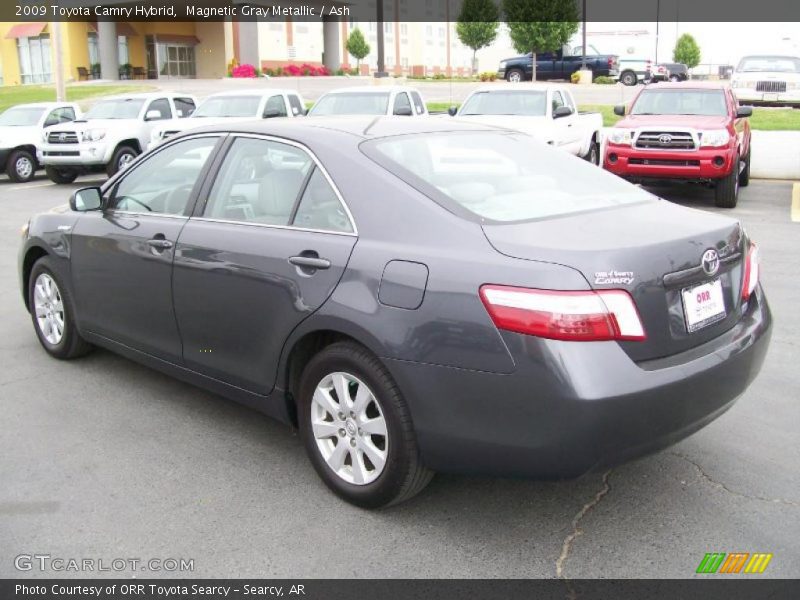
{"left": 346, "top": 28, "right": 370, "bottom": 69}
{"left": 502, "top": 0, "right": 579, "bottom": 81}
{"left": 673, "top": 33, "right": 701, "bottom": 69}
{"left": 456, "top": 0, "right": 500, "bottom": 75}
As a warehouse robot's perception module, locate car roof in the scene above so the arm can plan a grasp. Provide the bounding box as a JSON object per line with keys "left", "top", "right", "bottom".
{"left": 204, "top": 89, "right": 300, "bottom": 98}
{"left": 4, "top": 102, "right": 75, "bottom": 110}
{"left": 321, "top": 86, "right": 419, "bottom": 95}
{"left": 637, "top": 81, "right": 729, "bottom": 90}
{"left": 97, "top": 92, "right": 191, "bottom": 101}
{"left": 738, "top": 54, "right": 800, "bottom": 60}
{"left": 472, "top": 83, "right": 563, "bottom": 93}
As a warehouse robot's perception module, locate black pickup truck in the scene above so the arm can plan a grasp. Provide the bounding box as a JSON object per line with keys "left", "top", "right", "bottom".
{"left": 497, "top": 45, "right": 619, "bottom": 82}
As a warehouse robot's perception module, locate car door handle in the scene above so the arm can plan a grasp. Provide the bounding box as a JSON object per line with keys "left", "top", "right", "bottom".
{"left": 288, "top": 255, "right": 331, "bottom": 270}
{"left": 147, "top": 238, "right": 173, "bottom": 250}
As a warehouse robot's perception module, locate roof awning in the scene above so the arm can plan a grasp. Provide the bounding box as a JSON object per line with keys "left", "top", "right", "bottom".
{"left": 4, "top": 23, "right": 47, "bottom": 39}
{"left": 154, "top": 34, "right": 201, "bottom": 45}
{"left": 86, "top": 23, "right": 139, "bottom": 36}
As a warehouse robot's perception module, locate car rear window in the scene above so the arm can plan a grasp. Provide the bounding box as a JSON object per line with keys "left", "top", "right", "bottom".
{"left": 460, "top": 91, "right": 547, "bottom": 116}
{"left": 363, "top": 132, "right": 652, "bottom": 223}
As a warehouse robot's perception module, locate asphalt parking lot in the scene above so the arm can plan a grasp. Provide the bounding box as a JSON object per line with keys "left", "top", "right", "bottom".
{"left": 0, "top": 174, "right": 798, "bottom": 579}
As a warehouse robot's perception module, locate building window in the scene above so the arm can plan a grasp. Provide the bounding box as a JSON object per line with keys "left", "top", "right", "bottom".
{"left": 17, "top": 35, "right": 52, "bottom": 84}
{"left": 384, "top": 22, "right": 392, "bottom": 33}
{"left": 88, "top": 34, "right": 99, "bottom": 67}
{"left": 425, "top": 25, "right": 432, "bottom": 36}
{"left": 118, "top": 37, "right": 129, "bottom": 65}
{"left": 157, "top": 44, "right": 196, "bottom": 78}
{"left": 400, "top": 24, "right": 408, "bottom": 36}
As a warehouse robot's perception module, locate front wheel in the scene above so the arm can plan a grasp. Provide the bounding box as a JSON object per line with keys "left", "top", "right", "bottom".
{"left": 107, "top": 145, "right": 138, "bottom": 177}
{"left": 44, "top": 166, "right": 78, "bottom": 184}
{"left": 506, "top": 68, "right": 524, "bottom": 83}
{"left": 714, "top": 155, "right": 740, "bottom": 208}
{"left": 298, "top": 342, "right": 433, "bottom": 508}
{"left": 669, "top": 74, "right": 680, "bottom": 82}
{"left": 7, "top": 149, "right": 36, "bottom": 183}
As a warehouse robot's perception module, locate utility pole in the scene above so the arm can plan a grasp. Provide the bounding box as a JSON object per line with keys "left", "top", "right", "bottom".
{"left": 51, "top": 20, "right": 66, "bottom": 101}
{"left": 655, "top": 0, "right": 660, "bottom": 64}
{"left": 375, "top": 0, "right": 388, "bottom": 77}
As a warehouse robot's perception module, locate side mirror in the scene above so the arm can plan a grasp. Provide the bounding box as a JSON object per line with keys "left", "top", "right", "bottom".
{"left": 145, "top": 109, "right": 163, "bottom": 121}
{"left": 613, "top": 104, "right": 626, "bottom": 116}
{"left": 736, "top": 106, "right": 753, "bottom": 118}
{"left": 70, "top": 187, "right": 103, "bottom": 212}
{"left": 447, "top": 106, "right": 458, "bottom": 116}
{"left": 553, "top": 105, "right": 573, "bottom": 119}
{"left": 394, "top": 106, "right": 414, "bottom": 116}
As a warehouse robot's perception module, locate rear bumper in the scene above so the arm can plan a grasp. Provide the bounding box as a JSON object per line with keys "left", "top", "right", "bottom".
{"left": 385, "top": 288, "right": 771, "bottom": 478}
{"left": 604, "top": 144, "right": 736, "bottom": 181}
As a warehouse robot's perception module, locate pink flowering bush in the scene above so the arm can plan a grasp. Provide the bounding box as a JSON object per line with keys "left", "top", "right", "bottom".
{"left": 231, "top": 64, "right": 257, "bottom": 78}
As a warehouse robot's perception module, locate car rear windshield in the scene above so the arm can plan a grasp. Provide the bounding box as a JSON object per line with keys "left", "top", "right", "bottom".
{"left": 310, "top": 93, "right": 389, "bottom": 116}
{"left": 364, "top": 132, "right": 652, "bottom": 223}
{"left": 459, "top": 91, "right": 547, "bottom": 116}
{"left": 737, "top": 56, "right": 800, "bottom": 73}
{"left": 630, "top": 89, "right": 727, "bottom": 116}
{"left": 0, "top": 106, "right": 45, "bottom": 126}
{"left": 84, "top": 99, "right": 145, "bottom": 120}
{"left": 193, "top": 96, "right": 262, "bottom": 118}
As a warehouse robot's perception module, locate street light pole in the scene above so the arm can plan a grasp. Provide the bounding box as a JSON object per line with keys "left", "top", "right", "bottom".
{"left": 52, "top": 20, "right": 66, "bottom": 102}
{"left": 375, "top": 0, "right": 388, "bottom": 78}
{"left": 655, "top": 0, "right": 660, "bottom": 64}
{"left": 581, "top": 0, "right": 587, "bottom": 70}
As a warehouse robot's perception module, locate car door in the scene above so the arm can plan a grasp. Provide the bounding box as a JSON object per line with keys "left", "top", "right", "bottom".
{"left": 70, "top": 135, "right": 222, "bottom": 362}
{"left": 140, "top": 97, "right": 173, "bottom": 148}
{"left": 551, "top": 91, "right": 580, "bottom": 154}
{"left": 172, "top": 135, "right": 357, "bottom": 395}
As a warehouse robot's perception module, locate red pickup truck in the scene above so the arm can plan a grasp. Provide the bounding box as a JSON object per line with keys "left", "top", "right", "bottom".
{"left": 603, "top": 82, "right": 752, "bottom": 208}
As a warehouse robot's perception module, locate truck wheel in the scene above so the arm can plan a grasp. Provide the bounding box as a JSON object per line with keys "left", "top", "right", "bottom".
{"left": 7, "top": 149, "right": 37, "bottom": 183}
{"left": 582, "top": 140, "right": 599, "bottom": 165}
{"left": 669, "top": 74, "right": 680, "bottom": 82}
{"left": 107, "top": 145, "right": 138, "bottom": 177}
{"left": 620, "top": 71, "right": 637, "bottom": 86}
{"left": 714, "top": 156, "right": 739, "bottom": 208}
{"left": 739, "top": 148, "right": 751, "bottom": 187}
{"left": 44, "top": 166, "right": 78, "bottom": 184}
{"left": 506, "top": 68, "right": 524, "bottom": 83}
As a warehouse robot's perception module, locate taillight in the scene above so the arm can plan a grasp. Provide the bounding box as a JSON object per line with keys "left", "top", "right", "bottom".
{"left": 479, "top": 285, "right": 646, "bottom": 342}
{"left": 741, "top": 243, "right": 760, "bottom": 301}
{"left": 607, "top": 57, "right": 614, "bottom": 68}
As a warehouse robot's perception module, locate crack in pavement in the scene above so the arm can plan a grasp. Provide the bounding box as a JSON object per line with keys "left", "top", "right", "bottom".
{"left": 555, "top": 469, "right": 612, "bottom": 580}
{"left": 671, "top": 452, "right": 800, "bottom": 508}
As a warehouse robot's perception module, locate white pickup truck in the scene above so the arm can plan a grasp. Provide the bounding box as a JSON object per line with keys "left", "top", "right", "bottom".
{"left": 38, "top": 92, "right": 197, "bottom": 183}
{"left": 149, "top": 89, "right": 307, "bottom": 150}
{"left": 450, "top": 84, "right": 603, "bottom": 164}
{"left": 0, "top": 102, "right": 81, "bottom": 182}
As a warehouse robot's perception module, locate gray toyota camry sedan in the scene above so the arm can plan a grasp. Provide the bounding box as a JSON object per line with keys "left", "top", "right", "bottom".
{"left": 19, "top": 118, "right": 771, "bottom": 507}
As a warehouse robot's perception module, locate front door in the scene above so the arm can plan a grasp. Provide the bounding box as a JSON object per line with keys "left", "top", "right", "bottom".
{"left": 70, "top": 135, "right": 220, "bottom": 361}
{"left": 172, "top": 135, "right": 357, "bottom": 394}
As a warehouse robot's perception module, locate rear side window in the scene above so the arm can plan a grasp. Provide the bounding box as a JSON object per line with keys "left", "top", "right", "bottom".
{"left": 288, "top": 95, "right": 305, "bottom": 116}
{"left": 174, "top": 97, "right": 196, "bottom": 117}
{"left": 410, "top": 91, "right": 425, "bottom": 115}
{"left": 292, "top": 169, "right": 353, "bottom": 233}
{"left": 364, "top": 132, "right": 652, "bottom": 223}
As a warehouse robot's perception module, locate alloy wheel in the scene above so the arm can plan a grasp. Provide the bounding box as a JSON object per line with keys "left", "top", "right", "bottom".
{"left": 15, "top": 156, "right": 34, "bottom": 180}
{"left": 118, "top": 153, "right": 135, "bottom": 170}
{"left": 33, "top": 273, "right": 65, "bottom": 345}
{"left": 311, "top": 371, "right": 388, "bottom": 485}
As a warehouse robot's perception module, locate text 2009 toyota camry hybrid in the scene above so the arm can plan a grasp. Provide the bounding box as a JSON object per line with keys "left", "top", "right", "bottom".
{"left": 19, "top": 118, "right": 771, "bottom": 507}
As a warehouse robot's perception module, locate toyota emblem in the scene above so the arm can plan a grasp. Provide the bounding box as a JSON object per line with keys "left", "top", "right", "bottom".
{"left": 58, "top": 132, "right": 67, "bottom": 142}
{"left": 701, "top": 249, "right": 720, "bottom": 276}
{"left": 658, "top": 134, "right": 673, "bottom": 145}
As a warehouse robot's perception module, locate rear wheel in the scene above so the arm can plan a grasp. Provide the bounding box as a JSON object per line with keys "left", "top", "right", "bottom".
{"left": 739, "top": 147, "right": 751, "bottom": 187}
{"left": 28, "top": 257, "right": 92, "bottom": 359}
{"left": 44, "top": 166, "right": 78, "bottom": 184}
{"left": 714, "top": 155, "right": 740, "bottom": 208}
{"left": 506, "top": 68, "right": 524, "bottom": 83}
{"left": 582, "top": 139, "right": 599, "bottom": 165}
{"left": 7, "top": 149, "right": 36, "bottom": 183}
{"left": 298, "top": 342, "right": 433, "bottom": 508}
{"left": 669, "top": 74, "right": 680, "bottom": 82}
{"left": 620, "top": 71, "right": 637, "bottom": 86}
{"left": 107, "top": 145, "right": 138, "bottom": 177}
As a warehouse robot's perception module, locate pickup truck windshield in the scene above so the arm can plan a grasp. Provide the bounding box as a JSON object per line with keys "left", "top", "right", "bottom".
{"left": 736, "top": 56, "right": 800, "bottom": 73}
{"left": 310, "top": 93, "right": 390, "bottom": 116}
{"left": 460, "top": 91, "right": 547, "bottom": 116}
{"left": 0, "top": 106, "right": 45, "bottom": 126}
{"left": 364, "top": 132, "right": 651, "bottom": 223}
{"left": 193, "top": 96, "right": 262, "bottom": 118}
{"left": 84, "top": 99, "right": 146, "bottom": 120}
{"left": 630, "top": 89, "right": 727, "bottom": 117}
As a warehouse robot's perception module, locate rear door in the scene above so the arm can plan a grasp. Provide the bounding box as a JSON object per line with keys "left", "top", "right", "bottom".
{"left": 172, "top": 135, "right": 357, "bottom": 394}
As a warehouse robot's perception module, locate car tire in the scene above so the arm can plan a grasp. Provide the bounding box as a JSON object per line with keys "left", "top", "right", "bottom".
{"left": 620, "top": 71, "right": 637, "bottom": 86}
{"left": 582, "top": 140, "right": 599, "bottom": 165}
{"left": 669, "top": 74, "right": 680, "bottom": 82}
{"left": 107, "top": 145, "right": 138, "bottom": 177}
{"left": 7, "top": 149, "right": 36, "bottom": 183}
{"left": 44, "top": 166, "right": 79, "bottom": 184}
{"left": 28, "top": 256, "right": 92, "bottom": 360}
{"left": 506, "top": 68, "right": 524, "bottom": 83}
{"left": 714, "top": 155, "right": 740, "bottom": 208}
{"left": 739, "top": 148, "right": 751, "bottom": 187}
{"left": 298, "top": 341, "right": 433, "bottom": 508}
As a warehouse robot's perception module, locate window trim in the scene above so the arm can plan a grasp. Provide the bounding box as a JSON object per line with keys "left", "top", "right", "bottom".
{"left": 190, "top": 133, "right": 358, "bottom": 237}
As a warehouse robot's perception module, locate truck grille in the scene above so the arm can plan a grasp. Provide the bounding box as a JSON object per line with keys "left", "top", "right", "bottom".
{"left": 47, "top": 131, "right": 78, "bottom": 144}
{"left": 635, "top": 131, "right": 696, "bottom": 150}
{"left": 755, "top": 81, "right": 787, "bottom": 93}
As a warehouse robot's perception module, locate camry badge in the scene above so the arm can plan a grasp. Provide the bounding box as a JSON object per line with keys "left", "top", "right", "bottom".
{"left": 595, "top": 270, "right": 635, "bottom": 285}
{"left": 701, "top": 249, "right": 720, "bottom": 276}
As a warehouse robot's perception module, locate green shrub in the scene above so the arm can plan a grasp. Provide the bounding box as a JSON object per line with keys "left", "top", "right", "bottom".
{"left": 479, "top": 71, "right": 497, "bottom": 82}
{"left": 570, "top": 71, "right": 581, "bottom": 84}
{"left": 593, "top": 75, "right": 617, "bottom": 85}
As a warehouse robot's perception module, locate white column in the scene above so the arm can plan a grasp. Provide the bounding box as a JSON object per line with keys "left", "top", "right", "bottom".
{"left": 97, "top": 20, "right": 119, "bottom": 80}
{"left": 323, "top": 17, "right": 341, "bottom": 71}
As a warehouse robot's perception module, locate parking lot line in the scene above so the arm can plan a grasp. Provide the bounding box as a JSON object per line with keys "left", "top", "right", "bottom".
{"left": 8, "top": 182, "right": 55, "bottom": 192}
{"left": 793, "top": 183, "right": 800, "bottom": 223}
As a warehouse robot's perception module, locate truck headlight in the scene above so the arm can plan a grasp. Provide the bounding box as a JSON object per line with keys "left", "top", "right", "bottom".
{"left": 81, "top": 129, "right": 106, "bottom": 142}
{"left": 699, "top": 129, "right": 730, "bottom": 148}
{"left": 608, "top": 129, "right": 633, "bottom": 146}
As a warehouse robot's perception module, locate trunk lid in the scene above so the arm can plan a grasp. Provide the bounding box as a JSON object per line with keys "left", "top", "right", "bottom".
{"left": 482, "top": 200, "right": 746, "bottom": 361}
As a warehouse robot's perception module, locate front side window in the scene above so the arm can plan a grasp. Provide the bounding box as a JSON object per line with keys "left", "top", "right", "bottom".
{"left": 84, "top": 98, "right": 145, "bottom": 120}
{"left": 146, "top": 98, "right": 172, "bottom": 121}
{"left": 109, "top": 137, "right": 217, "bottom": 215}
{"left": 551, "top": 91, "right": 565, "bottom": 114}
{"left": 364, "top": 132, "right": 652, "bottom": 223}
{"left": 203, "top": 138, "right": 313, "bottom": 226}
{"left": 263, "top": 95, "right": 288, "bottom": 118}
{"left": 460, "top": 91, "right": 547, "bottom": 116}
{"left": 630, "top": 89, "right": 728, "bottom": 117}
{"left": 44, "top": 107, "right": 76, "bottom": 127}
{"left": 393, "top": 93, "right": 412, "bottom": 115}
{"left": 309, "top": 93, "right": 390, "bottom": 116}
